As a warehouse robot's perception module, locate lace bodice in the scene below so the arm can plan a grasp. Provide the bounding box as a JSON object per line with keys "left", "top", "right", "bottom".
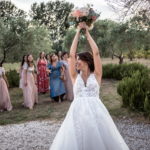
{"left": 27, "top": 66, "right": 35, "bottom": 73}
{"left": 73, "top": 73, "right": 100, "bottom": 98}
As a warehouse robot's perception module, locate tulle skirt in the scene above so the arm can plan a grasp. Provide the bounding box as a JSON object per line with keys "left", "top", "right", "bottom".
{"left": 0, "top": 77, "right": 12, "bottom": 111}
{"left": 50, "top": 97, "right": 129, "bottom": 150}
{"left": 22, "top": 72, "right": 38, "bottom": 109}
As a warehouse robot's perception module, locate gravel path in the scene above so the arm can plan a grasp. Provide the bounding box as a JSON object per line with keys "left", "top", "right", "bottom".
{"left": 0, "top": 118, "right": 150, "bottom": 150}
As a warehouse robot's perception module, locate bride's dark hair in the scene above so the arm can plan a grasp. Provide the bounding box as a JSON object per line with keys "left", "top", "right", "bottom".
{"left": 77, "top": 51, "right": 95, "bottom": 72}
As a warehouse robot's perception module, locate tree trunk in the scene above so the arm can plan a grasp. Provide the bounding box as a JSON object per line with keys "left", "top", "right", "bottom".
{"left": 128, "top": 50, "right": 134, "bottom": 61}
{"left": 129, "top": 56, "right": 133, "bottom": 61}
{"left": 119, "top": 56, "right": 124, "bottom": 64}
{"left": 110, "top": 47, "right": 114, "bottom": 60}
{"left": 0, "top": 49, "right": 6, "bottom": 65}
{"left": 113, "top": 53, "right": 124, "bottom": 64}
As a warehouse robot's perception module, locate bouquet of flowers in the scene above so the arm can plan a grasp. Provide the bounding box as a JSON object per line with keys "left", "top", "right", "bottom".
{"left": 68, "top": 5, "right": 100, "bottom": 33}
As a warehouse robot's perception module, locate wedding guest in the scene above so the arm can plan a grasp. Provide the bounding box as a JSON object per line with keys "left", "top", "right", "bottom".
{"left": 48, "top": 53, "right": 66, "bottom": 102}
{"left": 19, "top": 55, "right": 28, "bottom": 89}
{"left": 58, "top": 51, "right": 62, "bottom": 61}
{"left": 37, "top": 52, "right": 49, "bottom": 94}
{"left": 45, "top": 53, "right": 51, "bottom": 91}
{"left": 0, "top": 63, "right": 12, "bottom": 111}
{"left": 61, "top": 52, "right": 74, "bottom": 101}
{"left": 23, "top": 54, "right": 38, "bottom": 109}
{"left": 46, "top": 53, "right": 51, "bottom": 64}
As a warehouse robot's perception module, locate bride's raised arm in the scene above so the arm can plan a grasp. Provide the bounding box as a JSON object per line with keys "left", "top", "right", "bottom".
{"left": 85, "top": 26, "right": 102, "bottom": 84}
{"left": 69, "top": 25, "right": 81, "bottom": 83}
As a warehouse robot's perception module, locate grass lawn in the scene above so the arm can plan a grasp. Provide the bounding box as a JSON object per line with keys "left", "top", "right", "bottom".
{"left": 0, "top": 88, "right": 70, "bottom": 125}
{"left": 0, "top": 79, "right": 145, "bottom": 126}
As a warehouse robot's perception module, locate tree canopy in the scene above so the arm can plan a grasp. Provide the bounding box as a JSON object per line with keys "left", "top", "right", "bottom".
{"left": 30, "top": 0, "right": 74, "bottom": 51}
{"left": 0, "top": 0, "right": 149, "bottom": 64}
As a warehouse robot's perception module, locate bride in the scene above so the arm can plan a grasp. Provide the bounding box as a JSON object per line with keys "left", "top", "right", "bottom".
{"left": 50, "top": 22, "right": 129, "bottom": 150}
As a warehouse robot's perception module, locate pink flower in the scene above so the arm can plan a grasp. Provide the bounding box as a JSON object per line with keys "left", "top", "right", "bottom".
{"left": 71, "top": 10, "right": 84, "bottom": 17}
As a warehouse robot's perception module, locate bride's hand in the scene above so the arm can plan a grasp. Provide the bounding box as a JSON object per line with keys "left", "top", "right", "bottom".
{"left": 77, "top": 22, "right": 86, "bottom": 31}
{"left": 78, "top": 22, "right": 90, "bottom": 34}
{"left": 77, "top": 23, "right": 82, "bottom": 32}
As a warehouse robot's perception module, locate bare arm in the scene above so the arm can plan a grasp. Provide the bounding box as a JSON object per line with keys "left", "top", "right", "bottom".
{"left": 33, "top": 72, "right": 37, "bottom": 85}
{"left": 86, "top": 28, "right": 102, "bottom": 84}
{"left": 69, "top": 27, "right": 80, "bottom": 83}
{"left": 60, "top": 65, "right": 66, "bottom": 81}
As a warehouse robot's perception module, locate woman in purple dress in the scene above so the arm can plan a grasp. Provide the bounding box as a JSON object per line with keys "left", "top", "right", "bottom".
{"left": 61, "top": 52, "right": 74, "bottom": 101}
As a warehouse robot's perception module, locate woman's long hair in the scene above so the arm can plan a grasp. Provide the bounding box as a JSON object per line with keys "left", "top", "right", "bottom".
{"left": 21, "top": 55, "right": 27, "bottom": 67}
{"left": 50, "top": 53, "right": 58, "bottom": 64}
{"left": 39, "top": 52, "right": 45, "bottom": 59}
{"left": 77, "top": 51, "right": 95, "bottom": 72}
{"left": 27, "top": 54, "right": 37, "bottom": 73}
{"left": 61, "top": 51, "right": 69, "bottom": 60}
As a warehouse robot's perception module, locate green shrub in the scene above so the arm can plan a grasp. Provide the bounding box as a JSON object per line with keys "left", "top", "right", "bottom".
{"left": 144, "top": 92, "right": 150, "bottom": 116}
{"left": 117, "top": 71, "right": 150, "bottom": 114}
{"left": 6, "top": 70, "right": 19, "bottom": 88}
{"left": 103, "top": 63, "right": 149, "bottom": 80}
{"left": 134, "top": 50, "right": 150, "bottom": 59}
{"left": 103, "top": 63, "right": 150, "bottom": 115}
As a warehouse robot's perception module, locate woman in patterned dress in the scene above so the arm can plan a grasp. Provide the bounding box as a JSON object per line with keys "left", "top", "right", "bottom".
{"left": 37, "top": 52, "right": 49, "bottom": 94}
{"left": 48, "top": 53, "right": 66, "bottom": 102}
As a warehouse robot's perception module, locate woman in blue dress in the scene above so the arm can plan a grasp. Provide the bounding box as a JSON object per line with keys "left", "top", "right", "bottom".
{"left": 48, "top": 53, "right": 66, "bottom": 102}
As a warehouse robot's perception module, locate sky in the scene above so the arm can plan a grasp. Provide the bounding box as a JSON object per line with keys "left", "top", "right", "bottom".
{"left": 10, "top": 0, "right": 118, "bottom": 21}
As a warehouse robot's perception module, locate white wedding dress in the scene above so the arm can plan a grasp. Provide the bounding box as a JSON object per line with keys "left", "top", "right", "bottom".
{"left": 50, "top": 73, "right": 129, "bottom": 150}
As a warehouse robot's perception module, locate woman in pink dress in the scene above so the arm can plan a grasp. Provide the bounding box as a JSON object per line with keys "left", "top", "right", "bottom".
{"left": 0, "top": 63, "right": 12, "bottom": 111}
{"left": 23, "top": 54, "right": 38, "bottom": 109}
{"left": 37, "top": 52, "right": 49, "bottom": 94}
{"left": 61, "top": 52, "right": 74, "bottom": 101}
{"left": 19, "top": 55, "right": 28, "bottom": 89}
